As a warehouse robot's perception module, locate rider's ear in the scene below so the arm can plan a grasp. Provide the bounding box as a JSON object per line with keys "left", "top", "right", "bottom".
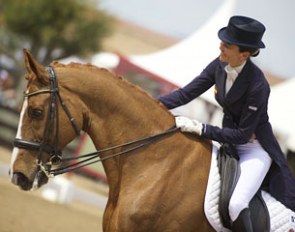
{"left": 23, "top": 48, "right": 49, "bottom": 84}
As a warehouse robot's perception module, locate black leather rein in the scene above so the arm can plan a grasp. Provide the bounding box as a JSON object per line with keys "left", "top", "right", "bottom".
{"left": 13, "top": 66, "right": 178, "bottom": 178}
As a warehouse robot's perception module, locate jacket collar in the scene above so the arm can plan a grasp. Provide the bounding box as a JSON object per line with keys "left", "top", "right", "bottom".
{"left": 217, "top": 59, "right": 253, "bottom": 104}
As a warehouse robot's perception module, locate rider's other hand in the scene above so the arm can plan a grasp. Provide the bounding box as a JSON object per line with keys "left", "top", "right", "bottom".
{"left": 175, "top": 116, "right": 203, "bottom": 136}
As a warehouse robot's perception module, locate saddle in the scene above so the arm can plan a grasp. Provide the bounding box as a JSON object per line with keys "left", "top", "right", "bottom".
{"left": 217, "top": 143, "right": 270, "bottom": 231}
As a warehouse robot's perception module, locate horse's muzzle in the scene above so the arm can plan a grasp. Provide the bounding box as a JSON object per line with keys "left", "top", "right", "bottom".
{"left": 11, "top": 172, "right": 32, "bottom": 191}
{"left": 11, "top": 171, "right": 48, "bottom": 191}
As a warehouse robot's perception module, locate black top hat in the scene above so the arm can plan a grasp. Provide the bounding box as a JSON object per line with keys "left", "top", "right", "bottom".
{"left": 218, "top": 16, "right": 266, "bottom": 48}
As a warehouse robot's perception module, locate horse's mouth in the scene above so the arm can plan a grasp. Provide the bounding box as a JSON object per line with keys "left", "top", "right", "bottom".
{"left": 11, "top": 169, "right": 49, "bottom": 191}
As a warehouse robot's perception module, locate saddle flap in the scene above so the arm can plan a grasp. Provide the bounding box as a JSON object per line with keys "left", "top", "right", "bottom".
{"left": 218, "top": 143, "right": 240, "bottom": 229}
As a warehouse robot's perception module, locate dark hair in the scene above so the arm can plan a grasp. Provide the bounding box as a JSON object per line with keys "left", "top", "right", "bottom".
{"left": 239, "top": 46, "right": 260, "bottom": 57}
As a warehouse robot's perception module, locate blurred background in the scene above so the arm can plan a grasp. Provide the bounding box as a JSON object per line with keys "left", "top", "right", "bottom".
{"left": 0, "top": 0, "right": 294, "bottom": 231}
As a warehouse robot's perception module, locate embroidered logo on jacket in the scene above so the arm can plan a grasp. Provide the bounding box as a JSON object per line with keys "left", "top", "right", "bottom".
{"left": 214, "top": 86, "right": 218, "bottom": 95}
{"left": 248, "top": 105, "right": 258, "bottom": 111}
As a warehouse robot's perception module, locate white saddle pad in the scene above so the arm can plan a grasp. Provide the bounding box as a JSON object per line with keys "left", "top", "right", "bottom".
{"left": 204, "top": 142, "right": 295, "bottom": 232}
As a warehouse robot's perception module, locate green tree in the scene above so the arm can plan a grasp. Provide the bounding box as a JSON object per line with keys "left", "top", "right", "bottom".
{"left": 0, "top": 0, "right": 113, "bottom": 83}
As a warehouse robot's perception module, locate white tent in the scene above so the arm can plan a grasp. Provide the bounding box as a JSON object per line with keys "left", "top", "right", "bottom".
{"left": 269, "top": 78, "right": 295, "bottom": 152}
{"left": 129, "top": 0, "right": 236, "bottom": 106}
{"left": 124, "top": 0, "right": 236, "bottom": 123}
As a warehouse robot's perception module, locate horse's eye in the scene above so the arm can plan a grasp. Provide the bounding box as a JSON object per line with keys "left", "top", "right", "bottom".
{"left": 28, "top": 107, "right": 44, "bottom": 120}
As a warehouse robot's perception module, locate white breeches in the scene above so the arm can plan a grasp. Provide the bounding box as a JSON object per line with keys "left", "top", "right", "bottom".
{"left": 228, "top": 140, "right": 272, "bottom": 221}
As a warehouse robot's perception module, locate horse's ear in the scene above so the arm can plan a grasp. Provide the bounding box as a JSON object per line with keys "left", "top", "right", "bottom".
{"left": 23, "top": 48, "right": 48, "bottom": 83}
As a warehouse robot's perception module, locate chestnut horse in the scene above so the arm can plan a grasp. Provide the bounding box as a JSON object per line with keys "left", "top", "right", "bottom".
{"left": 10, "top": 50, "right": 214, "bottom": 232}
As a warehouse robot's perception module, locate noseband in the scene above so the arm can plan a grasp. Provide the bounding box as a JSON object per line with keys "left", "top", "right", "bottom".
{"left": 14, "top": 66, "right": 81, "bottom": 176}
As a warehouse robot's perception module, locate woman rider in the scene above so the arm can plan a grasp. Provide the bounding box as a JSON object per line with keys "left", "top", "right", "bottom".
{"left": 158, "top": 15, "right": 295, "bottom": 232}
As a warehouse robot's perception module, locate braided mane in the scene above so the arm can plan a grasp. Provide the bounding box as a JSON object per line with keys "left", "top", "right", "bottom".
{"left": 51, "top": 61, "right": 170, "bottom": 113}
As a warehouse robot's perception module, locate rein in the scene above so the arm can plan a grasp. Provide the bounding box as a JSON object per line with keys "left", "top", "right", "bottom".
{"left": 14, "top": 66, "right": 178, "bottom": 178}
{"left": 49, "top": 126, "right": 178, "bottom": 177}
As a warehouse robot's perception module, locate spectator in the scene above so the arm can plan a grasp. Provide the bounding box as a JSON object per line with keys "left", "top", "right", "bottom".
{"left": 0, "top": 70, "right": 16, "bottom": 108}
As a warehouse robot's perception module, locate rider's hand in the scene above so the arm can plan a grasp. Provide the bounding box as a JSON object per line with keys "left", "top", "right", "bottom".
{"left": 175, "top": 116, "right": 203, "bottom": 136}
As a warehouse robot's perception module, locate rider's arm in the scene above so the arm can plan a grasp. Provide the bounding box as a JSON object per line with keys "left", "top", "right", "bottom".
{"left": 158, "top": 58, "right": 219, "bottom": 109}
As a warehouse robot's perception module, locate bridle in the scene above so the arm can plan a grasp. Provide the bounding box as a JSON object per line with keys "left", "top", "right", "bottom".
{"left": 13, "top": 66, "right": 178, "bottom": 178}
{"left": 14, "top": 66, "right": 81, "bottom": 176}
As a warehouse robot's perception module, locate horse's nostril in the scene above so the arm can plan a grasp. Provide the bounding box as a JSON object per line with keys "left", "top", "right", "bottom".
{"left": 12, "top": 172, "right": 31, "bottom": 191}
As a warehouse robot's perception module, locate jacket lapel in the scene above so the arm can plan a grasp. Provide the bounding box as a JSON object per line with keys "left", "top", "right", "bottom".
{"left": 214, "top": 62, "right": 227, "bottom": 106}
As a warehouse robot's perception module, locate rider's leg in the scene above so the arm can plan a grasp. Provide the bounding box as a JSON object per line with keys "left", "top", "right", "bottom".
{"left": 229, "top": 140, "right": 272, "bottom": 231}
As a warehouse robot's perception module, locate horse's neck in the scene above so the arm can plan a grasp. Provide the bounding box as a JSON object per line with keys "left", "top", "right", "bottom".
{"left": 69, "top": 67, "right": 173, "bottom": 139}
{"left": 58, "top": 65, "right": 175, "bottom": 187}
{"left": 84, "top": 68, "right": 175, "bottom": 192}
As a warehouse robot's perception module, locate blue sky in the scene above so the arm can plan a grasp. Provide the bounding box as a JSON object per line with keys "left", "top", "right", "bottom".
{"left": 99, "top": 0, "right": 295, "bottom": 78}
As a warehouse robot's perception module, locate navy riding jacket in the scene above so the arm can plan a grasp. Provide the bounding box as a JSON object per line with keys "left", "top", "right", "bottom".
{"left": 159, "top": 57, "right": 295, "bottom": 211}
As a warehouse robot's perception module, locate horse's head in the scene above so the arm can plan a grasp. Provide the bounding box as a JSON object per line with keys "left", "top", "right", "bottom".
{"left": 9, "top": 49, "right": 82, "bottom": 190}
